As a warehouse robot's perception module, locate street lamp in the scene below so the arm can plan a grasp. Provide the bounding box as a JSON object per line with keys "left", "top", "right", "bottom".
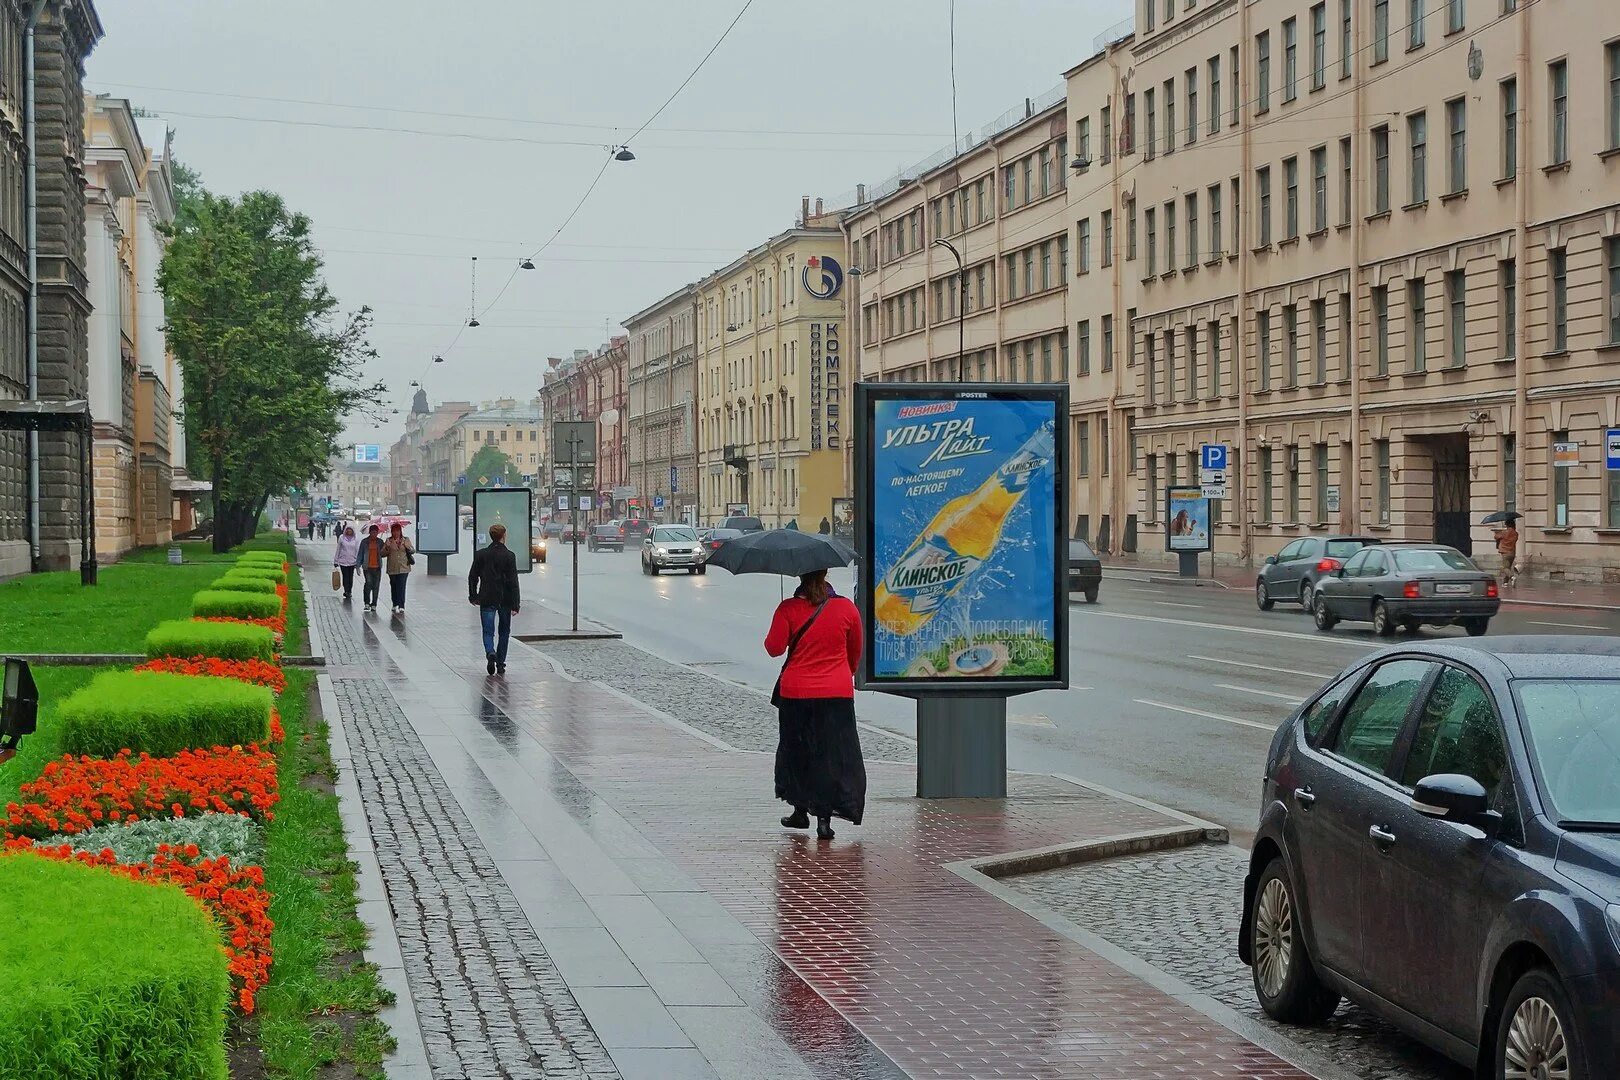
{"left": 932, "top": 238, "right": 966, "bottom": 382}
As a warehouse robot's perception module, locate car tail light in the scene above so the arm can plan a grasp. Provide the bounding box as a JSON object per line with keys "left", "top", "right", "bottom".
{"left": 1486, "top": 580, "right": 1499, "bottom": 598}
{"left": 1316, "top": 558, "right": 1341, "bottom": 573}
{"left": 1403, "top": 581, "right": 1422, "bottom": 599}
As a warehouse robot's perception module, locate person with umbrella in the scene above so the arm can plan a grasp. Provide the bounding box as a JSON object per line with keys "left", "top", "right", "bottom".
{"left": 708, "top": 531, "right": 866, "bottom": 840}
{"left": 1484, "top": 510, "right": 1520, "bottom": 587}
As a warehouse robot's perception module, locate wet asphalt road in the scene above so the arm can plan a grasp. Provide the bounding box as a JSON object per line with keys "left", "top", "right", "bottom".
{"left": 445, "top": 535, "right": 1620, "bottom": 847}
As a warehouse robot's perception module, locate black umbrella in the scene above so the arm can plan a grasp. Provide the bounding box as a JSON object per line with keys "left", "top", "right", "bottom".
{"left": 706, "top": 529, "right": 856, "bottom": 577}
{"left": 1481, "top": 510, "right": 1522, "bottom": 525}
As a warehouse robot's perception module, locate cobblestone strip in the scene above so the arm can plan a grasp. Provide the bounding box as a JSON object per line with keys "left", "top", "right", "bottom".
{"left": 534, "top": 639, "right": 918, "bottom": 762}
{"left": 313, "top": 595, "right": 372, "bottom": 666}
{"left": 1006, "top": 845, "right": 1464, "bottom": 1080}
{"left": 331, "top": 677, "right": 621, "bottom": 1080}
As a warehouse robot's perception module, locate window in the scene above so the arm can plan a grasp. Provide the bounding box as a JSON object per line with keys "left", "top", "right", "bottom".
{"left": 1078, "top": 116, "right": 1091, "bottom": 164}
{"left": 1165, "top": 199, "right": 1176, "bottom": 270}
{"left": 1101, "top": 417, "right": 1110, "bottom": 475}
{"left": 1209, "top": 319, "right": 1222, "bottom": 398}
{"left": 1101, "top": 210, "right": 1113, "bottom": 267}
{"left": 1165, "top": 78, "right": 1177, "bottom": 153}
{"left": 1500, "top": 258, "right": 1517, "bottom": 357}
{"left": 1500, "top": 78, "right": 1517, "bottom": 180}
{"left": 1284, "top": 157, "right": 1299, "bottom": 239}
{"left": 1231, "top": 45, "right": 1241, "bottom": 125}
{"left": 1078, "top": 319, "right": 1092, "bottom": 375}
{"left": 1301, "top": 674, "right": 1357, "bottom": 742}
{"left": 1209, "top": 55, "right": 1222, "bottom": 135}
{"left": 1314, "top": 443, "right": 1329, "bottom": 520}
{"left": 1409, "top": 0, "right": 1426, "bottom": 49}
{"left": 1146, "top": 333, "right": 1157, "bottom": 404}
{"left": 1209, "top": 184, "right": 1222, "bottom": 258}
{"left": 1313, "top": 298, "right": 1328, "bottom": 382}
{"left": 1040, "top": 147, "right": 1053, "bottom": 196}
{"left": 1186, "top": 67, "right": 1198, "bottom": 145}
{"left": 1550, "top": 247, "right": 1568, "bottom": 351}
{"left": 1372, "top": 286, "right": 1389, "bottom": 376}
{"left": 1186, "top": 324, "right": 1199, "bottom": 398}
{"left": 1123, "top": 92, "right": 1136, "bottom": 154}
{"left": 1609, "top": 236, "right": 1620, "bottom": 344}
{"left": 1339, "top": 294, "right": 1352, "bottom": 380}
{"left": 1257, "top": 166, "right": 1272, "bottom": 246}
{"left": 1332, "top": 659, "right": 1436, "bottom": 774}
{"left": 1103, "top": 314, "right": 1115, "bottom": 371}
{"left": 1503, "top": 435, "right": 1517, "bottom": 515}
{"left": 1446, "top": 97, "right": 1467, "bottom": 194}
{"left": 1376, "top": 439, "right": 1391, "bottom": 521}
{"left": 1232, "top": 176, "right": 1242, "bottom": 253}
{"left": 1283, "top": 18, "right": 1298, "bottom": 101}
{"left": 1447, "top": 269, "right": 1467, "bottom": 366}
{"left": 1447, "top": 0, "right": 1465, "bottom": 34}
{"left": 1127, "top": 200, "right": 1138, "bottom": 261}
{"left": 1285, "top": 303, "right": 1300, "bottom": 384}
{"left": 1311, "top": 146, "right": 1328, "bottom": 232}
{"left": 1341, "top": 0, "right": 1353, "bottom": 77}
{"left": 1078, "top": 420, "right": 1090, "bottom": 476}
{"left": 1402, "top": 668, "right": 1506, "bottom": 798}
{"left": 1024, "top": 249, "right": 1035, "bottom": 294}
{"left": 1186, "top": 192, "right": 1199, "bottom": 266}
{"left": 1147, "top": 454, "right": 1158, "bottom": 508}
{"left": 1550, "top": 60, "right": 1569, "bottom": 166}
{"left": 1146, "top": 88, "right": 1157, "bottom": 160}
{"left": 1338, "top": 136, "right": 1352, "bottom": 225}
{"left": 1373, "top": 0, "right": 1390, "bottom": 63}
{"left": 1260, "top": 447, "right": 1274, "bottom": 521}
{"left": 1409, "top": 278, "right": 1428, "bottom": 370}
{"left": 1127, "top": 307, "right": 1137, "bottom": 367}
{"left": 1409, "top": 110, "right": 1428, "bottom": 204}
{"left": 1146, "top": 0, "right": 1156, "bottom": 30}
{"left": 1258, "top": 309, "right": 1273, "bottom": 391}
{"left": 1609, "top": 454, "right": 1620, "bottom": 528}
{"left": 1287, "top": 444, "right": 1301, "bottom": 521}
{"left": 1373, "top": 125, "right": 1391, "bottom": 213}
{"left": 1004, "top": 165, "right": 1016, "bottom": 210}
{"left": 1553, "top": 428, "right": 1570, "bottom": 526}
{"left": 1079, "top": 218, "right": 1092, "bottom": 273}
{"left": 1609, "top": 42, "right": 1620, "bottom": 151}
{"left": 1101, "top": 104, "right": 1112, "bottom": 163}
{"left": 1311, "top": 4, "right": 1327, "bottom": 90}
{"left": 1257, "top": 30, "right": 1271, "bottom": 112}
{"left": 1041, "top": 336, "right": 1054, "bottom": 380}
{"left": 1146, "top": 206, "right": 1157, "bottom": 274}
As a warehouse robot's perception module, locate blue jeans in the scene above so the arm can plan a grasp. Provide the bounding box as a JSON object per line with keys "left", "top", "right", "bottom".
{"left": 480, "top": 607, "right": 512, "bottom": 664}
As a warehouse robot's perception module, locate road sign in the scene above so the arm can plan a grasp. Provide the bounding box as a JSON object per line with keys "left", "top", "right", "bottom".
{"left": 1200, "top": 483, "right": 1227, "bottom": 499}
{"left": 557, "top": 494, "right": 570, "bottom": 511}
{"left": 1326, "top": 485, "right": 1341, "bottom": 514}
{"left": 1200, "top": 444, "right": 1229, "bottom": 472}
{"left": 669, "top": 466, "right": 678, "bottom": 493}
{"left": 493, "top": 475, "right": 505, "bottom": 487}
{"left": 456, "top": 475, "right": 466, "bottom": 486}
{"left": 1199, "top": 467, "right": 1226, "bottom": 485}
{"left": 578, "top": 494, "right": 594, "bottom": 512}
{"left": 1607, "top": 429, "right": 1620, "bottom": 470}
{"left": 552, "top": 420, "right": 597, "bottom": 464}
{"left": 654, "top": 495, "right": 665, "bottom": 510}
{"left": 478, "top": 475, "right": 489, "bottom": 485}
{"left": 1553, "top": 442, "right": 1580, "bottom": 468}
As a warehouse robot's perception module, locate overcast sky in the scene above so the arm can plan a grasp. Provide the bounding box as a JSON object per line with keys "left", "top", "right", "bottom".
{"left": 87, "top": 0, "right": 1132, "bottom": 450}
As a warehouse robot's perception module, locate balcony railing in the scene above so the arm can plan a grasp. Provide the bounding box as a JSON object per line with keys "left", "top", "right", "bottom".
{"left": 723, "top": 443, "right": 748, "bottom": 469}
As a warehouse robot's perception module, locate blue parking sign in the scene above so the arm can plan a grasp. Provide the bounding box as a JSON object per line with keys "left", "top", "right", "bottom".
{"left": 1200, "top": 444, "right": 1229, "bottom": 471}
{"left": 1607, "top": 429, "right": 1620, "bottom": 470}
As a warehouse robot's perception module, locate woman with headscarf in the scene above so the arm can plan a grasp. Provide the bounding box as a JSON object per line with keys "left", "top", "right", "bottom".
{"left": 383, "top": 521, "right": 415, "bottom": 615}
{"left": 764, "top": 568, "right": 866, "bottom": 840}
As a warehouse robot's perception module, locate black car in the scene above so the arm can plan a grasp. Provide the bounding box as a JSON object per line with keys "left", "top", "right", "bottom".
{"left": 1313, "top": 543, "right": 1500, "bottom": 637}
{"left": 718, "top": 516, "right": 764, "bottom": 533}
{"left": 585, "top": 524, "right": 624, "bottom": 552}
{"left": 621, "top": 518, "right": 653, "bottom": 542}
{"left": 1257, "top": 535, "right": 1381, "bottom": 611}
{"left": 1067, "top": 539, "right": 1102, "bottom": 603}
{"left": 703, "top": 527, "right": 744, "bottom": 558}
{"left": 1240, "top": 637, "right": 1620, "bottom": 1079}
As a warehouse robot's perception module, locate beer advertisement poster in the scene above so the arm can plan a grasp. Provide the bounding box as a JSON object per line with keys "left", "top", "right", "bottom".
{"left": 856, "top": 383, "right": 1068, "bottom": 692}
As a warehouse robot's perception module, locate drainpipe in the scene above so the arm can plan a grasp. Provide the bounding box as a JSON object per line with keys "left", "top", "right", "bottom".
{"left": 24, "top": 0, "right": 46, "bottom": 567}
{"left": 1346, "top": 0, "right": 1366, "bottom": 533}
{"left": 1236, "top": 0, "right": 1253, "bottom": 564}
{"left": 1513, "top": 2, "right": 1530, "bottom": 570}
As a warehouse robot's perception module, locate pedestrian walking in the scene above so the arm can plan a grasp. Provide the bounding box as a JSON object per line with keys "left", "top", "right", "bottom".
{"left": 818, "top": 517, "right": 831, "bottom": 534}
{"left": 357, "top": 524, "right": 386, "bottom": 611}
{"left": 1494, "top": 521, "right": 1520, "bottom": 587}
{"left": 383, "top": 521, "right": 415, "bottom": 615}
{"left": 468, "top": 522, "right": 520, "bottom": 676}
{"left": 765, "top": 568, "right": 865, "bottom": 840}
{"left": 333, "top": 524, "right": 360, "bottom": 601}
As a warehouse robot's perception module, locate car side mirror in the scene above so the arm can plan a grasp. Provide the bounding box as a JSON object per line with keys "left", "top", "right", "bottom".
{"left": 1412, "top": 773, "right": 1500, "bottom": 834}
{"left": 1264, "top": 555, "right": 1277, "bottom": 565}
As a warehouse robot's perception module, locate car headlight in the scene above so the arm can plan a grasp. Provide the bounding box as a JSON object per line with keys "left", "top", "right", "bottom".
{"left": 1607, "top": 903, "right": 1620, "bottom": 954}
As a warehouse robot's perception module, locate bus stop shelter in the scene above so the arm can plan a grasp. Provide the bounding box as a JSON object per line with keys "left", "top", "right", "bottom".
{"left": 0, "top": 399, "right": 96, "bottom": 583}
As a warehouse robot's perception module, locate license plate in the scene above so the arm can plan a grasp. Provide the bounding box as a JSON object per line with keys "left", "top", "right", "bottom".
{"left": 1436, "top": 583, "right": 1471, "bottom": 595}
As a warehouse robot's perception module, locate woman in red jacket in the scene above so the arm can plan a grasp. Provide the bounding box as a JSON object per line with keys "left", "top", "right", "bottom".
{"left": 765, "top": 568, "right": 866, "bottom": 839}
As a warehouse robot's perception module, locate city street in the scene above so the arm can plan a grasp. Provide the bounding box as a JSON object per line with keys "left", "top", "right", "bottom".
{"left": 498, "top": 541, "right": 1620, "bottom": 845}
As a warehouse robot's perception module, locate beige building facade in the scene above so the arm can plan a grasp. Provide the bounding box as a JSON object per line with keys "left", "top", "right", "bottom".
{"left": 1054, "top": 0, "right": 1620, "bottom": 581}
{"left": 625, "top": 285, "right": 698, "bottom": 523}
{"left": 693, "top": 204, "right": 848, "bottom": 528}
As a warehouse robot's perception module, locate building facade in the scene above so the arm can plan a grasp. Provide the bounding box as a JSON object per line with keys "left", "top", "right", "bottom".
{"left": 539, "top": 343, "right": 628, "bottom": 520}
{"left": 692, "top": 201, "right": 848, "bottom": 528}
{"left": 311, "top": 451, "right": 391, "bottom": 513}
{"left": 0, "top": 1, "right": 101, "bottom": 577}
{"left": 425, "top": 398, "right": 546, "bottom": 494}
{"left": 625, "top": 285, "right": 697, "bottom": 524}
{"left": 1080, "top": 0, "right": 1620, "bottom": 581}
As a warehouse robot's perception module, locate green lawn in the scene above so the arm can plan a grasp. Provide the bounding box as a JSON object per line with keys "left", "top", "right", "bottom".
{"left": 0, "top": 668, "right": 100, "bottom": 807}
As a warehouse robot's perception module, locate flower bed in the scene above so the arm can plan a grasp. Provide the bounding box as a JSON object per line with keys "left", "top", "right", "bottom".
{"left": 135, "top": 655, "right": 287, "bottom": 694}
{"left": 196, "top": 612, "right": 288, "bottom": 636}
{"left": 147, "top": 619, "right": 276, "bottom": 662}
{"left": 56, "top": 669, "right": 273, "bottom": 758}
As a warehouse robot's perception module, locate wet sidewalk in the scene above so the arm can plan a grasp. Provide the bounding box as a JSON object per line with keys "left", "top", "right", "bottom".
{"left": 298, "top": 541, "right": 1322, "bottom": 1079}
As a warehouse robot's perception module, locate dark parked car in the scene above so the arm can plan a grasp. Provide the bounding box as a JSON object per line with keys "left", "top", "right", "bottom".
{"left": 1067, "top": 539, "right": 1102, "bottom": 603}
{"left": 643, "top": 525, "right": 705, "bottom": 575}
{"left": 1257, "top": 536, "right": 1382, "bottom": 611}
{"left": 1313, "top": 543, "right": 1499, "bottom": 637}
{"left": 586, "top": 524, "right": 624, "bottom": 552}
{"left": 718, "top": 516, "right": 764, "bottom": 533}
{"left": 1240, "top": 637, "right": 1620, "bottom": 1080}
{"left": 703, "top": 527, "right": 744, "bottom": 557}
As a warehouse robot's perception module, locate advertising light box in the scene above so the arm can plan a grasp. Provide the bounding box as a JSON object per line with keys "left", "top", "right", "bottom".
{"left": 473, "top": 487, "right": 533, "bottom": 574}
{"left": 855, "top": 383, "right": 1068, "bottom": 694}
{"left": 414, "top": 492, "right": 460, "bottom": 555}
{"left": 1165, "top": 487, "right": 1212, "bottom": 554}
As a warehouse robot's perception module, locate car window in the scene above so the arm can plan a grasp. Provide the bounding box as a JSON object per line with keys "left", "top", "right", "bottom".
{"left": 1277, "top": 540, "right": 1304, "bottom": 562}
{"left": 1401, "top": 667, "right": 1507, "bottom": 799}
{"left": 1325, "top": 539, "right": 1367, "bottom": 559}
{"left": 654, "top": 526, "right": 698, "bottom": 542}
{"left": 1301, "top": 671, "right": 1360, "bottom": 743}
{"left": 1339, "top": 549, "right": 1370, "bottom": 574}
{"left": 1392, "top": 548, "right": 1475, "bottom": 572}
{"left": 1068, "top": 540, "right": 1096, "bottom": 559}
{"left": 1514, "top": 679, "right": 1620, "bottom": 825}
{"left": 1358, "top": 551, "right": 1387, "bottom": 577}
{"left": 1329, "top": 659, "right": 1435, "bottom": 775}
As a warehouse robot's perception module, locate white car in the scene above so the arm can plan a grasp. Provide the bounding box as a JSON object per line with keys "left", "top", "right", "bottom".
{"left": 642, "top": 525, "right": 706, "bottom": 575}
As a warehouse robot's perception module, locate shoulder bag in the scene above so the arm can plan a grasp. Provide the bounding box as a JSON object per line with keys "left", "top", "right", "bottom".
{"left": 770, "top": 600, "right": 829, "bottom": 708}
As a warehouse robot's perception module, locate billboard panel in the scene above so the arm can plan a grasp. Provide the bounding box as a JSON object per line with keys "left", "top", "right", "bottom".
{"left": 354, "top": 444, "right": 381, "bottom": 464}
{"left": 473, "top": 487, "right": 533, "bottom": 573}
{"left": 1165, "top": 487, "right": 1212, "bottom": 553}
{"left": 415, "top": 492, "right": 460, "bottom": 555}
{"left": 855, "top": 383, "right": 1068, "bottom": 694}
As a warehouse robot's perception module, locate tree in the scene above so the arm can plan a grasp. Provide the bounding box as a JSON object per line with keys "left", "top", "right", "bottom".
{"left": 458, "top": 444, "right": 520, "bottom": 506}
{"left": 159, "top": 173, "right": 384, "bottom": 550}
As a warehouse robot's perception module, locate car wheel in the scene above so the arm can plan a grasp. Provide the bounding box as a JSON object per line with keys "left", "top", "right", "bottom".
{"left": 1299, "top": 582, "right": 1314, "bottom": 608}
{"left": 1465, "top": 617, "right": 1491, "bottom": 637}
{"left": 1313, "top": 595, "right": 1337, "bottom": 631}
{"left": 1256, "top": 579, "right": 1275, "bottom": 611}
{"left": 1495, "top": 968, "right": 1585, "bottom": 1080}
{"left": 695, "top": 565, "right": 707, "bottom": 575}
{"left": 1249, "top": 858, "right": 1340, "bottom": 1025}
{"left": 1373, "top": 600, "right": 1397, "bottom": 637}
{"left": 1084, "top": 586, "right": 1099, "bottom": 604}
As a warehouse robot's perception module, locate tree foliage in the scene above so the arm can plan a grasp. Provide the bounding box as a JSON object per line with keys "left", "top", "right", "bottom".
{"left": 458, "top": 444, "right": 520, "bottom": 505}
{"left": 159, "top": 172, "right": 384, "bottom": 550}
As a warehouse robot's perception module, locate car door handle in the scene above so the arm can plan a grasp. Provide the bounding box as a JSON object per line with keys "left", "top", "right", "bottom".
{"left": 1368, "top": 825, "right": 1397, "bottom": 847}
{"left": 1293, "top": 787, "right": 1316, "bottom": 807}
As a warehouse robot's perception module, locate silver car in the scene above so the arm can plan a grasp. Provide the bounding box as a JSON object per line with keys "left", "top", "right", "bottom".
{"left": 1312, "top": 543, "right": 1500, "bottom": 637}
{"left": 642, "top": 525, "right": 706, "bottom": 576}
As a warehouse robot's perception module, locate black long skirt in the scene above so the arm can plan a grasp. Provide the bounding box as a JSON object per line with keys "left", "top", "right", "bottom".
{"left": 775, "top": 697, "right": 866, "bottom": 825}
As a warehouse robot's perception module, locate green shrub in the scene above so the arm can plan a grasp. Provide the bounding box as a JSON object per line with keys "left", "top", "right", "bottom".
{"left": 210, "top": 574, "right": 278, "bottom": 594}
{"left": 146, "top": 619, "right": 276, "bottom": 662}
{"left": 237, "top": 551, "right": 286, "bottom": 565}
{"left": 227, "top": 564, "right": 286, "bottom": 584}
{"left": 0, "top": 851, "right": 229, "bottom": 1080}
{"left": 45, "top": 811, "right": 265, "bottom": 866}
{"left": 193, "top": 590, "right": 282, "bottom": 620}
{"left": 57, "top": 670, "right": 272, "bottom": 757}
{"left": 234, "top": 537, "right": 293, "bottom": 554}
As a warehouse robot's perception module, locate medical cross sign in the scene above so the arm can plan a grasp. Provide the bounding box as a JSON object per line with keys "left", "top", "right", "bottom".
{"left": 1200, "top": 444, "right": 1229, "bottom": 472}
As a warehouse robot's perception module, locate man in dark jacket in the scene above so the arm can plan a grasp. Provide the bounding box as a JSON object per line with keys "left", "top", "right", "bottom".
{"left": 468, "top": 522, "right": 521, "bottom": 675}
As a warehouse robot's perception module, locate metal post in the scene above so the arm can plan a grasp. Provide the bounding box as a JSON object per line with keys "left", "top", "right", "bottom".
{"left": 916, "top": 696, "right": 1007, "bottom": 798}
{"left": 80, "top": 424, "right": 95, "bottom": 585}
{"left": 426, "top": 553, "right": 447, "bottom": 577}
{"left": 570, "top": 438, "right": 580, "bottom": 632}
